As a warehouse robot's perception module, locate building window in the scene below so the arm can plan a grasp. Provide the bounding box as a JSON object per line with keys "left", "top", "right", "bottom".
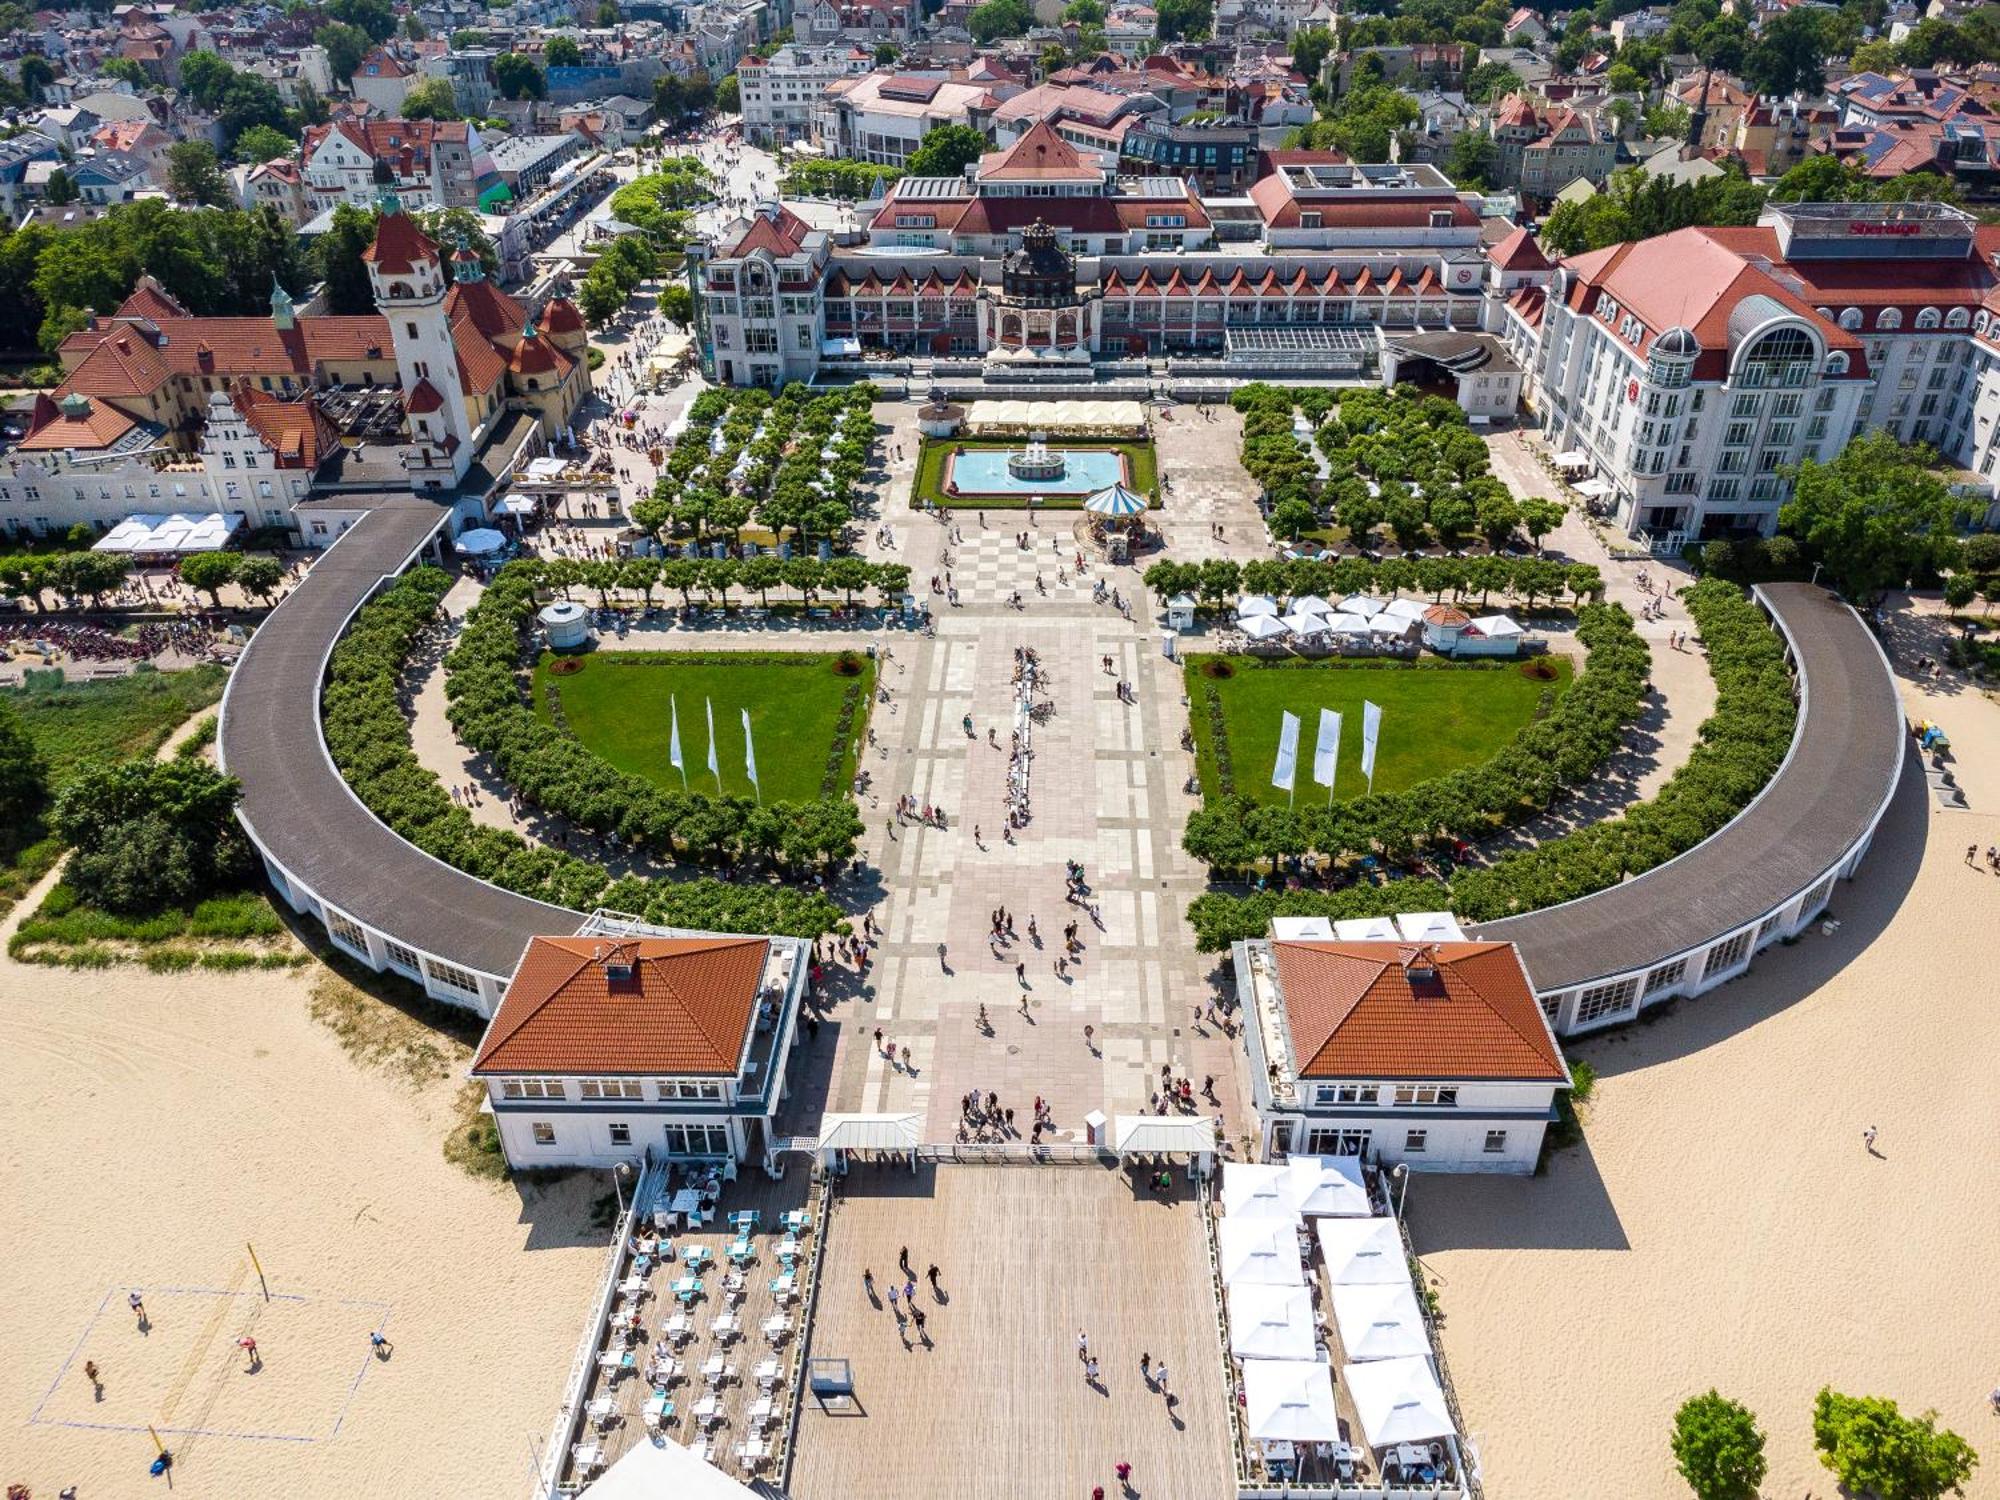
{"left": 425, "top": 959, "right": 481, "bottom": 995}
{"left": 579, "top": 1078, "right": 645, "bottom": 1100}
{"left": 1483, "top": 1130, "right": 1508, "bottom": 1154}
{"left": 1390, "top": 1085, "right": 1459, "bottom": 1107}
{"left": 608, "top": 1122, "right": 632, "bottom": 1146}
{"left": 667, "top": 1080, "right": 725, "bottom": 1100}
{"left": 325, "top": 909, "right": 369, "bottom": 954}
{"left": 1643, "top": 959, "right": 1687, "bottom": 996}
{"left": 532, "top": 1122, "right": 557, "bottom": 1146}
{"left": 1705, "top": 929, "right": 1753, "bottom": 978}
{"left": 1404, "top": 1129, "right": 1428, "bottom": 1153}
{"left": 663, "top": 1123, "right": 731, "bottom": 1157}
{"left": 1575, "top": 977, "right": 1640, "bottom": 1024}
{"left": 501, "top": 1077, "right": 567, "bottom": 1099}
{"left": 383, "top": 939, "right": 420, "bottom": 972}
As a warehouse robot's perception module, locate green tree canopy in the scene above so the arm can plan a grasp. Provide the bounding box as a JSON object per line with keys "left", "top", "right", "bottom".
{"left": 492, "top": 53, "right": 545, "bottom": 100}
{"left": 1154, "top": 0, "right": 1212, "bottom": 39}
{"left": 544, "top": 34, "right": 583, "bottom": 66}
{"left": 19, "top": 53, "right": 54, "bottom": 100}
{"left": 314, "top": 20, "right": 373, "bottom": 82}
{"left": 905, "top": 122, "right": 989, "bottom": 178}
{"left": 968, "top": 0, "right": 1033, "bottom": 42}
{"left": 1742, "top": 8, "right": 1826, "bottom": 98}
{"left": 1813, "top": 1388, "right": 1978, "bottom": 1500}
{"left": 232, "top": 123, "right": 297, "bottom": 164}
{"left": 166, "top": 142, "right": 232, "bottom": 207}
{"left": 1671, "top": 1391, "right": 1767, "bottom": 1500}
{"left": 1779, "top": 432, "right": 1976, "bottom": 601}
{"left": 326, "top": 0, "right": 396, "bottom": 42}
{"left": 53, "top": 758, "right": 253, "bottom": 916}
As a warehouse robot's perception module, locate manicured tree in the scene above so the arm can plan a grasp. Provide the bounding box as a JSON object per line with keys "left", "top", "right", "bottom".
{"left": 1812, "top": 1387, "right": 1978, "bottom": 1500}
{"left": 1941, "top": 575, "right": 1976, "bottom": 613}
{"left": 179, "top": 550, "right": 240, "bottom": 607}
{"left": 1670, "top": 1391, "right": 1767, "bottom": 1500}
{"left": 738, "top": 553, "right": 783, "bottom": 608}
{"left": 1780, "top": 432, "right": 1975, "bottom": 602}
{"left": 1519, "top": 498, "right": 1565, "bottom": 553}
{"left": 235, "top": 555, "right": 284, "bottom": 604}
{"left": 0, "top": 694, "right": 46, "bottom": 833}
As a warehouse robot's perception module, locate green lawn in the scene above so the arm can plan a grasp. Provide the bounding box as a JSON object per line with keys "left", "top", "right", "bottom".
{"left": 532, "top": 650, "right": 875, "bottom": 804}
{"left": 1184, "top": 656, "right": 1571, "bottom": 807}
{"left": 911, "top": 436, "right": 1159, "bottom": 510}
{"left": 8, "top": 664, "right": 229, "bottom": 787}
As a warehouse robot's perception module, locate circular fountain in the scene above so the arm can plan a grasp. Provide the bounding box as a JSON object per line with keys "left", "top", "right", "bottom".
{"left": 1007, "top": 432, "right": 1068, "bottom": 483}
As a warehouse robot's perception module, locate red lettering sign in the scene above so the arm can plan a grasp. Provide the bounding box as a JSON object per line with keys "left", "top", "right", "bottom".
{"left": 1848, "top": 222, "right": 1920, "bottom": 236}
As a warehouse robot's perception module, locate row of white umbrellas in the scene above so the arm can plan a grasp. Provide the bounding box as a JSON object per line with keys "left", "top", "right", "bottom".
{"left": 1220, "top": 1161, "right": 1457, "bottom": 1452}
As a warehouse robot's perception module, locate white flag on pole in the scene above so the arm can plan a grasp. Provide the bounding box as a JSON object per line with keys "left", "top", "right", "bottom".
{"left": 669, "top": 695, "right": 686, "bottom": 786}
{"left": 742, "top": 707, "right": 760, "bottom": 799}
{"left": 1272, "top": 710, "right": 1300, "bottom": 793}
{"left": 1360, "top": 699, "right": 1382, "bottom": 789}
{"left": 1312, "top": 708, "right": 1342, "bottom": 789}
{"left": 705, "top": 697, "right": 721, "bottom": 789}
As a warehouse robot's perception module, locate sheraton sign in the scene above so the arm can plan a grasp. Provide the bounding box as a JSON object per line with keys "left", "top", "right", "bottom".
{"left": 1846, "top": 221, "right": 1922, "bottom": 236}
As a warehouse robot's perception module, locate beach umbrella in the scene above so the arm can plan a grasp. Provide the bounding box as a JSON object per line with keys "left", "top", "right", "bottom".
{"left": 1243, "top": 1359, "right": 1341, "bottom": 1442}
{"left": 1345, "top": 1356, "right": 1454, "bottom": 1447}
{"left": 1217, "top": 1217, "right": 1305, "bottom": 1286}
{"left": 453, "top": 528, "right": 507, "bottom": 556}
{"left": 1237, "top": 594, "right": 1280, "bottom": 618}
{"left": 1323, "top": 614, "right": 1372, "bottom": 636}
{"left": 1281, "top": 608, "right": 1330, "bottom": 635}
{"left": 1339, "top": 594, "right": 1385, "bottom": 617}
{"left": 1290, "top": 594, "right": 1334, "bottom": 616}
{"left": 1229, "top": 1283, "right": 1318, "bottom": 1362}
{"left": 1239, "top": 613, "right": 1291, "bottom": 641}
{"left": 1315, "top": 1217, "right": 1409, "bottom": 1286}
{"left": 1285, "top": 1154, "right": 1369, "bottom": 1217}
{"left": 1331, "top": 1281, "right": 1430, "bottom": 1362}
{"left": 1084, "top": 483, "right": 1146, "bottom": 517}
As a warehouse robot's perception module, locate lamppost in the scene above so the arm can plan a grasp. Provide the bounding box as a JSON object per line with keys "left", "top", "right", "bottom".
{"left": 1390, "top": 1162, "right": 1410, "bottom": 1221}
{"left": 612, "top": 1160, "right": 632, "bottom": 1216}
{"left": 1810, "top": 561, "right": 1823, "bottom": 589}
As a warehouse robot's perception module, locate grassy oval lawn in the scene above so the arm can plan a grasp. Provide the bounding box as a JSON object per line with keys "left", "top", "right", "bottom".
{"left": 1184, "top": 655, "right": 1572, "bottom": 806}
{"left": 531, "top": 650, "right": 875, "bottom": 804}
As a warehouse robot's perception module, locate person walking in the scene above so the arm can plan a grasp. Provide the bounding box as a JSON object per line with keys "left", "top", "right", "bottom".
{"left": 1154, "top": 1360, "right": 1169, "bottom": 1396}
{"left": 1077, "top": 1329, "right": 1089, "bottom": 1361}
{"left": 899, "top": 1246, "right": 911, "bottom": 1276}
{"left": 911, "top": 1306, "right": 928, "bottom": 1340}
{"left": 368, "top": 1332, "right": 392, "bottom": 1356}
{"left": 888, "top": 1283, "right": 901, "bottom": 1317}
{"left": 927, "top": 1263, "right": 941, "bottom": 1292}
{"left": 864, "top": 1268, "right": 876, "bottom": 1296}
{"left": 1864, "top": 1125, "right": 1879, "bottom": 1154}
{"left": 127, "top": 1292, "right": 145, "bottom": 1325}
{"left": 1085, "top": 1356, "right": 1100, "bottom": 1384}
{"left": 84, "top": 1360, "right": 101, "bottom": 1395}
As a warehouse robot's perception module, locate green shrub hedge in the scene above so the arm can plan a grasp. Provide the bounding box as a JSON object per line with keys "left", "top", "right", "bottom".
{"left": 1185, "top": 580, "right": 1797, "bottom": 949}
{"left": 445, "top": 562, "right": 865, "bottom": 870}
{"left": 322, "top": 567, "right": 845, "bottom": 939}
{"left": 1182, "top": 600, "right": 1646, "bottom": 868}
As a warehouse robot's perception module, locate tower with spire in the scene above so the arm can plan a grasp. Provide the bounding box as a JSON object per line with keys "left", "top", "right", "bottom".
{"left": 360, "top": 193, "right": 475, "bottom": 490}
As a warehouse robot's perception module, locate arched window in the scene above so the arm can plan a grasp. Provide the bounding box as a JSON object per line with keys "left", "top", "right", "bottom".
{"left": 1825, "top": 352, "right": 1848, "bottom": 375}
{"left": 1945, "top": 307, "right": 1970, "bottom": 329}
{"left": 1838, "top": 307, "right": 1862, "bottom": 330}
{"left": 1915, "top": 307, "right": 1941, "bottom": 330}
{"left": 1978, "top": 312, "right": 1993, "bottom": 335}
{"left": 1815, "top": 307, "right": 1833, "bottom": 320}
{"left": 1877, "top": 307, "right": 1903, "bottom": 330}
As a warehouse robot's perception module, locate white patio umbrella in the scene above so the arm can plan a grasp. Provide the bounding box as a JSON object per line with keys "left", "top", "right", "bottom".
{"left": 1315, "top": 1216, "right": 1410, "bottom": 1285}
{"left": 1084, "top": 482, "right": 1147, "bottom": 517}
{"left": 1289, "top": 593, "right": 1334, "bottom": 616}
{"left": 453, "top": 527, "right": 507, "bottom": 556}
{"left": 1344, "top": 1356, "right": 1454, "bottom": 1447}
{"left": 1217, "top": 1217, "right": 1305, "bottom": 1287}
{"left": 1243, "top": 1358, "right": 1342, "bottom": 1443}
{"left": 1321, "top": 614, "right": 1372, "bottom": 637}
{"left": 1470, "top": 614, "right": 1523, "bottom": 638}
{"left": 1223, "top": 1162, "right": 1298, "bottom": 1220}
{"left": 1280, "top": 607, "right": 1330, "bottom": 635}
{"left": 1338, "top": 594, "right": 1385, "bottom": 617}
{"left": 1285, "top": 1154, "right": 1370, "bottom": 1217}
{"left": 1331, "top": 1280, "right": 1430, "bottom": 1362}
{"left": 1237, "top": 593, "right": 1280, "bottom": 618}
{"left": 1228, "top": 1282, "right": 1318, "bottom": 1362}
{"left": 1239, "top": 612, "right": 1291, "bottom": 641}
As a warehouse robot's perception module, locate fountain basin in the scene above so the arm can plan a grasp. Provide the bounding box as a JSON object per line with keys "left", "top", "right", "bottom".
{"left": 944, "top": 446, "right": 1129, "bottom": 498}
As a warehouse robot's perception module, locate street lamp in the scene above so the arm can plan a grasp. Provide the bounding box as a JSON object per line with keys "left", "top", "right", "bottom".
{"left": 1810, "top": 561, "right": 1824, "bottom": 589}
{"left": 612, "top": 1160, "right": 632, "bottom": 1216}
{"left": 1390, "top": 1162, "right": 1410, "bottom": 1221}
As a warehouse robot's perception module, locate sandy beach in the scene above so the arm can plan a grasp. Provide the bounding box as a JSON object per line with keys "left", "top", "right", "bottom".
{"left": 0, "top": 906, "right": 608, "bottom": 1500}
{"left": 1415, "top": 604, "right": 2000, "bottom": 1499}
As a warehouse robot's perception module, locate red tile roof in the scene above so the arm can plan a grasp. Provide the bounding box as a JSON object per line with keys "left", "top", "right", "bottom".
{"left": 114, "top": 275, "right": 191, "bottom": 323}
{"left": 540, "top": 297, "right": 586, "bottom": 335}
{"left": 472, "top": 935, "right": 774, "bottom": 1076}
{"left": 1271, "top": 940, "right": 1566, "bottom": 1081}
{"left": 446, "top": 277, "right": 530, "bottom": 344}
{"left": 978, "top": 120, "right": 1097, "bottom": 180}
{"left": 1488, "top": 223, "right": 1550, "bottom": 272}
{"left": 19, "top": 393, "right": 144, "bottom": 451}
{"left": 231, "top": 385, "right": 340, "bottom": 469}
{"left": 361, "top": 210, "right": 439, "bottom": 275}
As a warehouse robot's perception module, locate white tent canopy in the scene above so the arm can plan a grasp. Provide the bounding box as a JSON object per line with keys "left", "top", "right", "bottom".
{"left": 1243, "top": 1358, "right": 1342, "bottom": 1443}
{"left": 1315, "top": 1216, "right": 1410, "bottom": 1286}
{"left": 92, "top": 511, "right": 244, "bottom": 555}
{"left": 453, "top": 527, "right": 507, "bottom": 556}
{"left": 1236, "top": 593, "right": 1280, "bottom": 618}
{"left": 1573, "top": 476, "right": 1613, "bottom": 497}
{"left": 1228, "top": 1282, "right": 1319, "bottom": 1362}
{"left": 1471, "top": 613, "right": 1523, "bottom": 638}
{"left": 1344, "top": 1356, "right": 1455, "bottom": 1448}
{"left": 1223, "top": 1162, "right": 1298, "bottom": 1220}
{"left": 1379, "top": 597, "right": 1429, "bottom": 625}
{"left": 1333, "top": 916, "right": 1401, "bottom": 941}
{"left": 1217, "top": 1217, "right": 1305, "bottom": 1287}
{"left": 1332, "top": 1280, "right": 1430, "bottom": 1362}
{"left": 1395, "top": 912, "right": 1465, "bottom": 943}
{"left": 1553, "top": 449, "right": 1589, "bottom": 469}
{"left": 1286, "top": 1154, "right": 1370, "bottom": 1217}
{"left": 578, "top": 1435, "right": 765, "bottom": 1498}
{"left": 816, "top": 1113, "right": 922, "bottom": 1154}
{"left": 963, "top": 398, "right": 1146, "bottom": 436}
{"left": 1280, "top": 608, "right": 1330, "bottom": 635}
{"left": 1114, "top": 1115, "right": 1216, "bottom": 1157}
{"left": 1338, "top": 594, "right": 1385, "bottom": 617}
{"left": 1271, "top": 916, "right": 1335, "bottom": 940}
{"left": 1289, "top": 594, "right": 1334, "bottom": 616}
{"left": 1240, "top": 612, "right": 1291, "bottom": 641}
{"left": 1324, "top": 613, "right": 1373, "bottom": 636}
